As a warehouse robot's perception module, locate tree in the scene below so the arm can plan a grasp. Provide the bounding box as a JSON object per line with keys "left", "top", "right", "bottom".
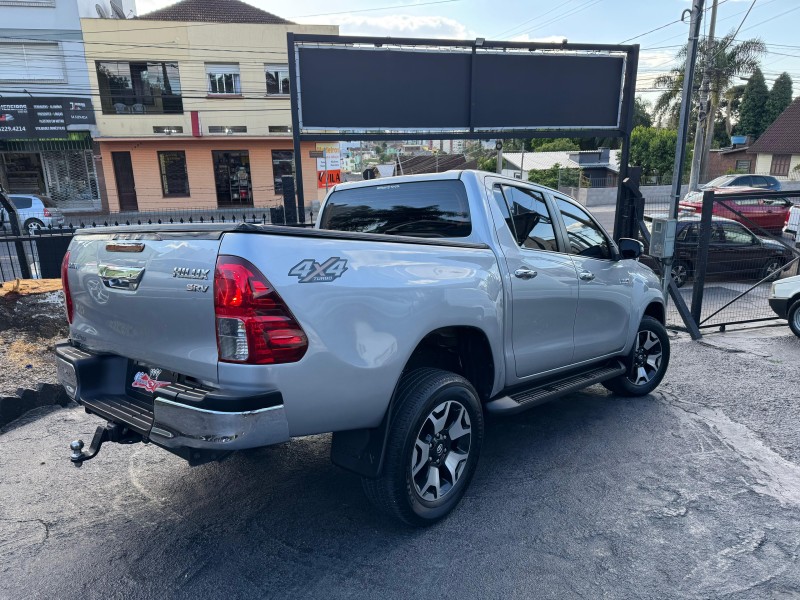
{"left": 633, "top": 97, "right": 653, "bottom": 129}
{"left": 765, "top": 72, "right": 793, "bottom": 130}
{"left": 736, "top": 67, "right": 769, "bottom": 138}
{"left": 536, "top": 139, "right": 580, "bottom": 152}
{"left": 477, "top": 155, "right": 497, "bottom": 172}
{"left": 527, "top": 163, "right": 583, "bottom": 188}
{"left": 653, "top": 33, "right": 766, "bottom": 129}
{"left": 627, "top": 126, "right": 692, "bottom": 180}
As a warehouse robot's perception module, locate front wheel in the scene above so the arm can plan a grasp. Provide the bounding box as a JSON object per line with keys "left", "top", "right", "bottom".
{"left": 761, "top": 258, "right": 785, "bottom": 282}
{"left": 602, "top": 316, "right": 670, "bottom": 397}
{"left": 362, "top": 368, "right": 484, "bottom": 527}
{"left": 789, "top": 301, "right": 800, "bottom": 338}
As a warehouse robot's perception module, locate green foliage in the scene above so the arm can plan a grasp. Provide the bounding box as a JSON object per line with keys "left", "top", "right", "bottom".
{"left": 627, "top": 126, "right": 692, "bottom": 178}
{"left": 536, "top": 139, "right": 580, "bottom": 152}
{"left": 633, "top": 97, "right": 653, "bottom": 129}
{"left": 477, "top": 155, "right": 497, "bottom": 172}
{"left": 736, "top": 67, "right": 769, "bottom": 138}
{"left": 765, "top": 72, "right": 793, "bottom": 130}
{"left": 527, "top": 163, "right": 584, "bottom": 189}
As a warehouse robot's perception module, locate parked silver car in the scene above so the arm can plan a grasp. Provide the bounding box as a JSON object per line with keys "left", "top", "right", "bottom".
{"left": 0, "top": 194, "right": 65, "bottom": 234}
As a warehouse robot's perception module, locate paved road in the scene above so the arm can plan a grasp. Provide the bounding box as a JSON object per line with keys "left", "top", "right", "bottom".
{"left": 2, "top": 328, "right": 800, "bottom": 599}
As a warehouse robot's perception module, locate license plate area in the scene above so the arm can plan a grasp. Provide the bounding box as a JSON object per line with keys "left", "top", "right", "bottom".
{"left": 126, "top": 362, "right": 180, "bottom": 400}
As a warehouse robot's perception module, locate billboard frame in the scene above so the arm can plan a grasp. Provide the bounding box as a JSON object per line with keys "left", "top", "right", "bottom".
{"left": 287, "top": 33, "right": 639, "bottom": 234}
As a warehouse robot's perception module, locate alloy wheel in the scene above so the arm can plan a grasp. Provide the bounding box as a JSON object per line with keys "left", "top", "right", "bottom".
{"left": 411, "top": 400, "right": 471, "bottom": 502}
{"left": 671, "top": 263, "right": 687, "bottom": 287}
{"left": 628, "top": 330, "right": 663, "bottom": 386}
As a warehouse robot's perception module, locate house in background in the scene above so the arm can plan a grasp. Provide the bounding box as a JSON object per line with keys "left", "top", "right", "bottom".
{"left": 502, "top": 148, "right": 620, "bottom": 187}
{"left": 747, "top": 96, "right": 800, "bottom": 180}
{"left": 81, "top": 0, "right": 337, "bottom": 214}
{"left": 706, "top": 139, "right": 753, "bottom": 180}
{"left": 0, "top": 0, "right": 136, "bottom": 210}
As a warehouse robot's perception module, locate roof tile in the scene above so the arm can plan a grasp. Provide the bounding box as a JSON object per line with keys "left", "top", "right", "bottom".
{"left": 748, "top": 96, "right": 800, "bottom": 155}
{"left": 138, "top": 0, "right": 292, "bottom": 24}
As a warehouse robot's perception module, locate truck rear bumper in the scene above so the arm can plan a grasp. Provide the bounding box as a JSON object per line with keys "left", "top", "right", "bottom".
{"left": 55, "top": 342, "right": 290, "bottom": 454}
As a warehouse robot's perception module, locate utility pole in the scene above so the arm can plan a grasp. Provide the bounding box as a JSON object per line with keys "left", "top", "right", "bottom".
{"left": 688, "top": 0, "right": 718, "bottom": 192}
{"left": 495, "top": 140, "right": 503, "bottom": 174}
{"left": 670, "top": 0, "right": 705, "bottom": 219}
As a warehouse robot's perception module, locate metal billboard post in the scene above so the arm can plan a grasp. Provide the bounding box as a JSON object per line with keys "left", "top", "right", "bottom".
{"left": 287, "top": 33, "right": 305, "bottom": 224}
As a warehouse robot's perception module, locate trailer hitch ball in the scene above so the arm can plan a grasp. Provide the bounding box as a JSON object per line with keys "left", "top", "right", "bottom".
{"left": 70, "top": 440, "right": 85, "bottom": 461}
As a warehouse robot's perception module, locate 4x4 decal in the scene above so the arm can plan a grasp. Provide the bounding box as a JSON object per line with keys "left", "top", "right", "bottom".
{"left": 289, "top": 257, "right": 348, "bottom": 283}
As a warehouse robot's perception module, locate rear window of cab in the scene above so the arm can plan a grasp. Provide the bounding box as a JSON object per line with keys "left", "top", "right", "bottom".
{"left": 319, "top": 180, "right": 472, "bottom": 238}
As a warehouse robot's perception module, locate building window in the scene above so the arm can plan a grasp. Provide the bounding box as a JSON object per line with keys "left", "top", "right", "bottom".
{"left": 158, "top": 151, "right": 189, "bottom": 197}
{"left": 734, "top": 159, "right": 751, "bottom": 173}
{"left": 206, "top": 63, "right": 241, "bottom": 95}
{"left": 0, "top": 0, "right": 56, "bottom": 5}
{"left": 770, "top": 154, "right": 791, "bottom": 177}
{"left": 208, "top": 125, "right": 247, "bottom": 134}
{"left": 272, "top": 150, "right": 294, "bottom": 195}
{"left": 0, "top": 42, "right": 66, "bottom": 82}
{"left": 152, "top": 126, "right": 183, "bottom": 134}
{"left": 96, "top": 61, "right": 183, "bottom": 115}
{"left": 269, "top": 125, "right": 291, "bottom": 133}
{"left": 212, "top": 150, "right": 252, "bottom": 207}
{"left": 266, "top": 65, "right": 290, "bottom": 95}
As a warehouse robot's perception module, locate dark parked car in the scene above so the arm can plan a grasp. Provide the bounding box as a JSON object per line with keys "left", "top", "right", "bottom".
{"left": 641, "top": 215, "right": 793, "bottom": 288}
{"left": 699, "top": 174, "right": 781, "bottom": 192}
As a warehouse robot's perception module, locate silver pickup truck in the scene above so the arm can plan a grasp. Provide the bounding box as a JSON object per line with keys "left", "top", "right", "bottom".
{"left": 58, "top": 170, "right": 668, "bottom": 526}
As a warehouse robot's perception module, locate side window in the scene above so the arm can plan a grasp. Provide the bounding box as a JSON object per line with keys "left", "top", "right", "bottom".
{"left": 734, "top": 176, "right": 752, "bottom": 187}
{"left": 721, "top": 223, "right": 756, "bottom": 245}
{"left": 679, "top": 225, "right": 696, "bottom": 243}
{"left": 751, "top": 176, "right": 768, "bottom": 188}
{"left": 555, "top": 198, "right": 612, "bottom": 260}
{"left": 491, "top": 185, "right": 517, "bottom": 241}
{"left": 501, "top": 186, "right": 559, "bottom": 252}
{"left": 10, "top": 196, "right": 32, "bottom": 210}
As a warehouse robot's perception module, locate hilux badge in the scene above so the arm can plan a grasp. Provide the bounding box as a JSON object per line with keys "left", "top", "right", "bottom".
{"left": 173, "top": 267, "right": 210, "bottom": 280}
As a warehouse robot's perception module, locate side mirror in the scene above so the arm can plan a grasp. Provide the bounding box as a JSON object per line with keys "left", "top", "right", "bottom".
{"left": 618, "top": 238, "right": 644, "bottom": 260}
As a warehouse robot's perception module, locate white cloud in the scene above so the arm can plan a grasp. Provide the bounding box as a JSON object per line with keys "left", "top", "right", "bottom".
{"left": 296, "top": 14, "right": 470, "bottom": 39}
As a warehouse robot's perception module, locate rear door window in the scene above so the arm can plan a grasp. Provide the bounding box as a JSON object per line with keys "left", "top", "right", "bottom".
{"left": 9, "top": 196, "right": 32, "bottom": 210}
{"left": 320, "top": 180, "right": 471, "bottom": 238}
{"left": 499, "top": 185, "right": 559, "bottom": 252}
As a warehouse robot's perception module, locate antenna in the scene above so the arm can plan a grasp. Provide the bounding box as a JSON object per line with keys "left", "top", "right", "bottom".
{"left": 110, "top": 0, "right": 126, "bottom": 19}
{"left": 95, "top": 3, "right": 109, "bottom": 18}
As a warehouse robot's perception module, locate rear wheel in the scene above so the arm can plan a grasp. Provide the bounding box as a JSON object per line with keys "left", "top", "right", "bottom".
{"left": 789, "top": 301, "right": 800, "bottom": 338}
{"left": 602, "top": 316, "right": 670, "bottom": 397}
{"left": 761, "top": 258, "right": 785, "bottom": 282}
{"left": 671, "top": 260, "right": 690, "bottom": 288}
{"left": 362, "top": 368, "right": 483, "bottom": 527}
{"left": 24, "top": 218, "right": 44, "bottom": 235}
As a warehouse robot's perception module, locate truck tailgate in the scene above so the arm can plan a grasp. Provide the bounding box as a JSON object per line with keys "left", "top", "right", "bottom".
{"left": 66, "top": 231, "right": 221, "bottom": 384}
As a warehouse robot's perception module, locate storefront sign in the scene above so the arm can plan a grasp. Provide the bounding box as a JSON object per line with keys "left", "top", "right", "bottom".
{"left": 316, "top": 143, "right": 341, "bottom": 189}
{"left": 0, "top": 97, "right": 96, "bottom": 139}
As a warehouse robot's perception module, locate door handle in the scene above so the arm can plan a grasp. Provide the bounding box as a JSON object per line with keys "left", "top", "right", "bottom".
{"left": 579, "top": 271, "right": 595, "bottom": 281}
{"left": 514, "top": 268, "right": 538, "bottom": 280}
{"left": 98, "top": 264, "right": 145, "bottom": 290}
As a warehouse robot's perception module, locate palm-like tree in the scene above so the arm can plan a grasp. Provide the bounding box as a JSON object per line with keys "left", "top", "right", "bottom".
{"left": 653, "top": 33, "right": 766, "bottom": 132}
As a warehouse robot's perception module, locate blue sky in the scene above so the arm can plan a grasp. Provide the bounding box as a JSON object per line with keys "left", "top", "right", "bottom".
{"left": 137, "top": 0, "right": 800, "bottom": 106}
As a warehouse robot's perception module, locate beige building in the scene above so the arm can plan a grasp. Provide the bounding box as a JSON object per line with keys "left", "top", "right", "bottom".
{"left": 81, "top": 0, "right": 337, "bottom": 215}
{"left": 747, "top": 96, "right": 800, "bottom": 181}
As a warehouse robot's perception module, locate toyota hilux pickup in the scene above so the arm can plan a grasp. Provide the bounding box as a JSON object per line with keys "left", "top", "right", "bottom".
{"left": 58, "top": 170, "right": 669, "bottom": 526}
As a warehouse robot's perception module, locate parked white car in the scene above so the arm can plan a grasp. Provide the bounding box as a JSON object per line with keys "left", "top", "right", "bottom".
{"left": 769, "top": 274, "right": 800, "bottom": 337}
{"left": 0, "top": 194, "right": 65, "bottom": 234}
{"left": 784, "top": 204, "right": 800, "bottom": 239}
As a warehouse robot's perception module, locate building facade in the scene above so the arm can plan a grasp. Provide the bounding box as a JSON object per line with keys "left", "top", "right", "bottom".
{"left": 81, "top": 0, "right": 337, "bottom": 215}
{"left": 0, "top": 0, "right": 135, "bottom": 210}
{"left": 747, "top": 96, "right": 800, "bottom": 181}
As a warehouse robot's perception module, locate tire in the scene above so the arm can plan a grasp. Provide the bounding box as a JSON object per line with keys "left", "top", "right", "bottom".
{"left": 671, "top": 260, "right": 690, "bottom": 288}
{"left": 602, "top": 316, "right": 670, "bottom": 397}
{"left": 23, "top": 218, "right": 44, "bottom": 235}
{"left": 761, "top": 257, "right": 785, "bottom": 282}
{"left": 362, "top": 368, "right": 484, "bottom": 527}
{"left": 789, "top": 301, "right": 800, "bottom": 338}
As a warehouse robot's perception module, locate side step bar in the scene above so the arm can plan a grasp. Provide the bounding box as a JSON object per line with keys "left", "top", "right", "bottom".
{"left": 485, "top": 361, "right": 626, "bottom": 415}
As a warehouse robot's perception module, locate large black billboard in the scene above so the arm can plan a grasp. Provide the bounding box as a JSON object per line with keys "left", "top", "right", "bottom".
{"left": 0, "top": 97, "right": 95, "bottom": 139}
{"left": 296, "top": 46, "right": 625, "bottom": 132}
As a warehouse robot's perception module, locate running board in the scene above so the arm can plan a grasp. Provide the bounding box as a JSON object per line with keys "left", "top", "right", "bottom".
{"left": 485, "top": 361, "right": 626, "bottom": 415}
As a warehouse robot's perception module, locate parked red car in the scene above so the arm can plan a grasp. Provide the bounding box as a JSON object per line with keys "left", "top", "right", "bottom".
{"left": 679, "top": 187, "right": 793, "bottom": 234}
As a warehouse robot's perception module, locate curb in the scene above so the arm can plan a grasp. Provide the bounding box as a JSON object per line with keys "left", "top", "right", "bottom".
{"left": 0, "top": 383, "right": 70, "bottom": 429}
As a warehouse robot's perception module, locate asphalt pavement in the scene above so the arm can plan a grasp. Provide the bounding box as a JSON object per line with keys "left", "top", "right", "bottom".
{"left": 2, "top": 327, "right": 800, "bottom": 599}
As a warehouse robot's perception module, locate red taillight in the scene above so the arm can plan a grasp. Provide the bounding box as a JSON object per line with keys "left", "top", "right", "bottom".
{"left": 214, "top": 255, "right": 307, "bottom": 364}
{"left": 61, "top": 251, "right": 73, "bottom": 324}
{"left": 43, "top": 208, "right": 51, "bottom": 217}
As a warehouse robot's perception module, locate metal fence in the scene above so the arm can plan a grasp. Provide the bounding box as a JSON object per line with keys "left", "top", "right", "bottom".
{"left": 636, "top": 189, "right": 800, "bottom": 332}
{"left": 0, "top": 206, "right": 302, "bottom": 283}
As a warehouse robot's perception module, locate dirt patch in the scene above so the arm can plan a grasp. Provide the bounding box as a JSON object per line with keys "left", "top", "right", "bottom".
{"left": 0, "top": 290, "right": 68, "bottom": 397}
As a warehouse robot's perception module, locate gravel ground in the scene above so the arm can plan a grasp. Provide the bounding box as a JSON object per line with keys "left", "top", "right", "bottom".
{"left": 0, "top": 291, "right": 67, "bottom": 397}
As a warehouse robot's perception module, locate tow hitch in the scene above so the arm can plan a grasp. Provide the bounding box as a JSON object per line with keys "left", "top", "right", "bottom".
{"left": 70, "top": 422, "right": 144, "bottom": 466}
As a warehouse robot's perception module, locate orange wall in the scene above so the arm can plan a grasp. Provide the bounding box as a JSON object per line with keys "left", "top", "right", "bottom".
{"left": 100, "top": 139, "right": 325, "bottom": 213}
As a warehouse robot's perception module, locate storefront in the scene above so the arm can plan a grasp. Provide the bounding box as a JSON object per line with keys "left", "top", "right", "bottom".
{"left": 0, "top": 98, "right": 100, "bottom": 209}
{"left": 97, "top": 138, "right": 323, "bottom": 214}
